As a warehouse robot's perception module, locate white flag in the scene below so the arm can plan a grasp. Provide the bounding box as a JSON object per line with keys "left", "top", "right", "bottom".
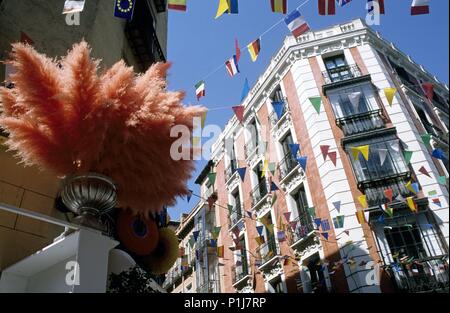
{"left": 389, "top": 140, "right": 400, "bottom": 152}
{"left": 348, "top": 92, "right": 362, "bottom": 111}
{"left": 378, "top": 148, "right": 388, "bottom": 166}
{"left": 62, "top": 0, "right": 85, "bottom": 14}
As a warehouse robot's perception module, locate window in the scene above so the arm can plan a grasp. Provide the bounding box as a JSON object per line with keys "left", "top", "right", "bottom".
{"left": 348, "top": 136, "right": 409, "bottom": 183}
{"left": 271, "top": 86, "right": 284, "bottom": 102}
{"left": 229, "top": 189, "right": 242, "bottom": 227}
{"left": 251, "top": 162, "right": 268, "bottom": 206}
{"left": 235, "top": 236, "right": 249, "bottom": 281}
{"left": 246, "top": 119, "right": 260, "bottom": 154}
{"left": 301, "top": 253, "right": 329, "bottom": 293}
{"left": 323, "top": 54, "right": 351, "bottom": 83}
{"left": 328, "top": 84, "right": 379, "bottom": 118}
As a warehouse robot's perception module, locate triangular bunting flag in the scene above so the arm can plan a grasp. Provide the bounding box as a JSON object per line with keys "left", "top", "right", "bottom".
{"left": 314, "top": 218, "right": 322, "bottom": 229}
{"left": 384, "top": 188, "right": 393, "bottom": 202}
{"left": 256, "top": 225, "right": 264, "bottom": 236}
{"left": 328, "top": 151, "right": 337, "bottom": 166}
{"left": 348, "top": 92, "right": 361, "bottom": 111}
{"left": 289, "top": 221, "right": 298, "bottom": 230}
{"left": 308, "top": 207, "right": 316, "bottom": 218}
{"left": 288, "top": 143, "right": 300, "bottom": 157}
{"left": 420, "top": 133, "right": 431, "bottom": 148}
{"left": 377, "top": 214, "right": 385, "bottom": 224}
{"left": 358, "top": 195, "right": 368, "bottom": 208}
{"left": 240, "top": 77, "right": 250, "bottom": 102}
{"left": 333, "top": 215, "right": 345, "bottom": 229}
{"left": 428, "top": 190, "right": 438, "bottom": 196}
{"left": 356, "top": 210, "right": 366, "bottom": 224}
{"left": 309, "top": 96, "right": 322, "bottom": 114}
{"left": 237, "top": 167, "right": 246, "bottom": 181}
{"left": 270, "top": 182, "right": 279, "bottom": 192}
{"left": 321, "top": 232, "right": 329, "bottom": 240}
{"left": 245, "top": 210, "right": 253, "bottom": 218}
{"left": 332, "top": 201, "right": 341, "bottom": 213}
{"left": 406, "top": 181, "right": 417, "bottom": 194}
{"left": 418, "top": 166, "right": 431, "bottom": 178}
{"left": 208, "top": 172, "right": 217, "bottom": 185}
{"left": 235, "top": 37, "right": 241, "bottom": 61}
{"left": 351, "top": 145, "right": 370, "bottom": 161}
{"left": 320, "top": 145, "right": 330, "bottom": 161}
{"left": 431, "top": 148, "right": 446, "bottom": 161}
{"left": 422, "top": 82, "right": 434, "bottom": 100}
{"left": 403, "top": 150, "right": 413, "bottom": 165}
{"left": 378, "top": 148, "right": 388, "bottom": 166}
{"left": 187, "top": 189, "right": 193, "bottom": 202}
{"left": 255, "top": 236, "right": 265, "bottom": 245}
{"left": 232, "top": 106, "right": 244, "bottom": 123}
{"left": 215, "top": 0, "right": 230, "bottom": 19}
{"left": 431, "top": 198, "right": 441, "bottom": 207}
{"left": 283, "top": 212, "right": 291, "bottom": 222}
{"left": 195, "top": 80, "right": 205, "bottom": 101}
{"left": 193, "top": 230, "right": 200, "bottom": 242}
{"left": 272, "top": 101, "right": 285, "bottom": 119}
{"left": 384, "top": 87, "right": 397, "bottom": 106}
{"left": 406, "top": 197, "right": 417, "bottom": 212}
{"left": 277, "top": 231, "right": 286, "bottom": 242}
{"left": 297, "top": 156, "right": 308, "bottom": 171}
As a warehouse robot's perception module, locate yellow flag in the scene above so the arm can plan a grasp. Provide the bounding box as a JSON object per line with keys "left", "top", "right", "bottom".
{"left": 192, "top": 137, "right": 201, "bottom": 146}
{"left": 358, "top": 145, "right": 370, "bottom": 161}
{"left": 356, "top": 210, "right": 366, "bottom": 224}
{"left": 261, "top": 159, "right": 269, "bottom": 177}
{"left": 384, "top": 87, "right": 397, "bottom": 106}
{"left": 201, "top": 111, "right": 207, "bottom": 129}
{"left": 215, "top": 0, "right": 229, "bottom": 19}
{"left": 350, "top": 147, "right": 361, "bottom": 160}
{"left": 406, "top": 197, "right": 417, "bottom": 212}
{"left": 358, "top": 195, "right": 368, "bottom": 208}
{"left": 405, "top": 181, "right": 416, "bottom": 194}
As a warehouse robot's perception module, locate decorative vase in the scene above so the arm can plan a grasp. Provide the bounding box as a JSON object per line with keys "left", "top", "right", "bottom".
{"left": 61, "top": 172, "right": 117, "bottom": 233}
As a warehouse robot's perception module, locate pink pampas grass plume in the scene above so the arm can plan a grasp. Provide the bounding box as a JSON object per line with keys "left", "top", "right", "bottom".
{"left": 0, "top": 41, "right": 205, "bottom": 216}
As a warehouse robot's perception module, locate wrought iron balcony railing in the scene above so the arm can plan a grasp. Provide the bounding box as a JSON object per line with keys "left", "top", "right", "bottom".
{"left": 232, "top": 257, "right": 250, "bottom": 285}
{"left": 196, "top": 279, "right": 220, "bottom": 293}
{"left": 387, "top": 255, "right": 449, "bottom": 293}
{"left": 322, "top": 64, "right": 362, "bottom": 85}
{"left": 228, "top": 200, "right": 243, "bottom": 229}
{"left": 250, "top": 180, "right": 268, "bottom": 208}
{"left": 336, "top": 109, "right": 387, "bottom": 136}
{"left": 359, "top": 172, "right": 412, "bottom": 207}
{"left": 288, "top": 214, "right": 316, "bottom": 246}
{"left": 224, "top": 159, "right": 238, "bottom": 182}
{"left": 256, "top": 235, "right": 279, "bottom": 266}
{"left": 277, "top": 152, "right": 299, "bottom": 181}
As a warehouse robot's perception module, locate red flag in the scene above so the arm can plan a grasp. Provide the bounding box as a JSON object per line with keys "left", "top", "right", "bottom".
{"left": 283, "top": 212, "right": 291, "bottom": 222}
{"left": 320, "top": 145, "right": 330, "bottom": 161}
{"left": 378, "top": 0, "right": 385, "bottom": 14}
{"left": 328, "top": 151, "right": 337, "bottom": 166}
{"left": 384, "top": 188, "right": 393, "bottom": 202}
{"left": 422, "top": 83, "right": 434, "bottom": 101}
{"left": 318, "top": 0, "right": 335, "bottom": 15}
{"left": 232, "top": 105, "right": 244, "bottom": 123}
{"left": 235, "top": 38, "right": 241, "bottom": 62}
{"left": 418, "top": 166, "right": 431, "bottom": 178}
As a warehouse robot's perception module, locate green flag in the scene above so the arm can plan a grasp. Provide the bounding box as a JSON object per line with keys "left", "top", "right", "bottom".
{"left": 438, "top": 176, "right": 447, "bottom": 185}
{"left": 211, "top": 226, "right": 221, "bottom": 239}
{"left": 208, "top": 172, "right": 217, "bottom": 185}
{"left": 309, "top": 97, "right": 322, "bottom": 114}
{"left": 420, "top": 133, "right": 431, "bottom": 148}
{"left": 308, "top": 207, "right": 316, "bottom": 218}
{"left": 403, "top": 150, "right": 413, "bottom": 164}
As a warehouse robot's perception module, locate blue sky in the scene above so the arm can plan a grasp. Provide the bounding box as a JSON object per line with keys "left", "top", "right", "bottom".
{"left": 165, "top": 0, "right": 449, "bottom": 220}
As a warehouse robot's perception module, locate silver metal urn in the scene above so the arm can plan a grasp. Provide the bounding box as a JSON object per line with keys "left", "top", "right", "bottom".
{"left": 61, "top": 172, "right": 117, "bottom": 233}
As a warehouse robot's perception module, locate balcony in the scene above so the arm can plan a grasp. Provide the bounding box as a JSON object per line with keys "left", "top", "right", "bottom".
{"left": 256, "top": 236, "right": 279, "bottom": 268}
{"left": 322, "top": 65, "right": 371, "bottom": 96}
{"left": 336, "top": 109, "right": 387, "bottom": 136}
{"left": 277, "top": 152, "right": 299, "bottom": 181}
{"left": 387, "top": 256, "right": 449, "bottom": 293}
{"left": 224, "top": 159, "right": 238, "bottom": 182}
{"left": 232, "top": 258, "right": 251, "bottom": 287}
{"left": 359, "top": 172, "right": 412, "bottom": 207}
{"left": 196, "top": 280, "right": 220, "bottom": 293}
{"left": 288, "top": 214, "right": 316, "bottom": 246}
{"left": 228, "top": 201, "right": 244, "bottom": 230}
{"left": 250, "top": 180, "right": 269, "bottom": 209}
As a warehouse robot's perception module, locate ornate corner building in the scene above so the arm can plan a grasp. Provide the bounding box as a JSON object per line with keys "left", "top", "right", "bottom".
{"left": 165, "top": 19, "right": 449, "bottom": 294}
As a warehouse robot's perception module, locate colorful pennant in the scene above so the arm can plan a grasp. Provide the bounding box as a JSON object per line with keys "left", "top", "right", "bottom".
{"left": 225, "top": 0, "right": 239, "bottom": 14}
{"left": 284, "top": 9, "right": 310, "bottom": 38}
{"left": 333, "top": 215, "right": 345, "bottom": 229}
{"left": 351, "top": 145, "right": 370, "bottom": 161}
{"left": 332, "top": 201, "right": 341, "bottom": 213}
{"left": 384, "top": 87, "right": 397, "bottom": 106}
{"left": 240, "top": 78, "right": 250, "bottom": 102}
{"left": 420, "top": 133, "right": 431, "bottom": 147}
{"left": 297, "top": 156, "right": 308, "bottom": 171}
{"left": 318, "top": 0, "right": 336, "bottom": 15}
{"left": 358, "top": 195, "right": 368, "bottom": 208}
{"left": 232, "top": 105, "right": 244, "bottom": 123}
{"left": 406, "top": 197, "right": 417, "bottom": 212}
{"left": 247, "top": 38, "right": 261, "bottom": 62}
{"left": 378, "top": 148, "right": 388, "bottom": 166}
{"left": 270, "top": 0, "right": 287, "bottom": 14}
{"left": 289, "top": 143, "right": 300, "bottom": 157}
{"left": 411, "top": 0, "right": 430, "bottom": 15}
{"left": 168, "top": 0, "right": 187, "bottom": 11}
{"left": 215, "top": 0, "right": 230, "bottom": 19}
{"left": 114, "top": 0, "right": 136, "bottom": 20}
{"left": 225, "top": 55, "right": 240, "bottom": 76}
{"left": 328, "top": 151, "right": 337, "bottom": 166}
{"left": 195, "top": 80, "right": 205, "bottom": 101}
{"left": 309, "top": 96, "right": 322, "bottom": 113}
{"left": 384, "top": 188, "right": 393, "bottom": 202}
{"left": 431, "top": 148, "right": 446, "bottom": 160}
{"left": 320, "top": 145, "right": 330, "bottom": 161}
{"left": 208, "top": 172, "right": 217, "bottom": 185}
{"left": 272, "top": 101, "right": 285, "bottom": 119}
{"left": 418, "top": 166, "right": 431, "bottom": 178}
{"left": 237, "top": 167, "right": 246, "bottom": 181}
{"left": 403, "top": 150, "right": 413, "bottom": 165}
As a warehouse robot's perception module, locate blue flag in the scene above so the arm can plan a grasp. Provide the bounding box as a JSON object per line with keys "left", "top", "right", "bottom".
{"left": 240, "top": 78, "right": 250, "bottom": 102}
{"left": 237, "top": 167, "right": 246, "bottom": 181}
{"left": 288, "top": 144, "right": 300, "bottom": 157}
{"left": 187, "top": 189, "right": 193, "bottom": 203}
{"left": 256, "top": 225, "right": 264, "bottom": 236}
{"left": 193, "top": 230, "right": 200, "bottom": 242}
{"left": 321, "top": 232, "right": 329, "bottom": 240}
{"left": 314, "top": 218, "right": 322, "bottom": 229}
{"left": 270, "top": 182, "right": 279, "bottom": 192}
{"left": 411, "top": 182, "right": 420, "bottom": 194}
{"left": 377, "top": 214, "right": 385, "bottom": 224}
{"left": 272, "top": 101, "right": 285, "bottom": 119}
{"left": 114, "top": 0, "right": 136, "bottom": 20}
{"left": 431, "top": 148, "right": 446, "bottom": 160}
{"left": 332, "top": 201, "right": 341, "bottom": 213}
{"left": 297, "top": 156, "right": 308, "bottom": 171}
